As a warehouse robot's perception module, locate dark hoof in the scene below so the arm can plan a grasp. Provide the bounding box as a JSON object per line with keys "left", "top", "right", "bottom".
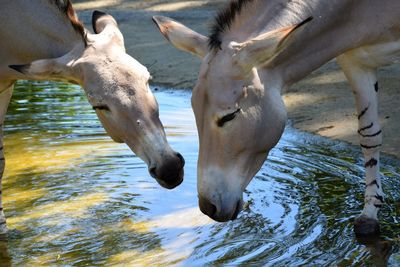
{"left": 354, "top": 215, "right": 380, "bottom": 236}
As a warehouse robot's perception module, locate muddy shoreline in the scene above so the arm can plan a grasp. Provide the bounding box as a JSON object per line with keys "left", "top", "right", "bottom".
{"left": 75, "top": 0, "right": 399, "bottom": 158}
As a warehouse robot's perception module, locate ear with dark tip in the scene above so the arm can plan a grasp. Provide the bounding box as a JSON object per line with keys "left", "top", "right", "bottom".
{"left": 152, "top": 15, "right": 208, "bottom": 59}
{"left": 7, "top": 50, "right": 82, "bottom": 83}
{"left": 92, "top": 10, "right": 108, "bottom": 34}
{"left": 91, "top": 10, "right": 124, "bottom": 48}
{"left": 92, "top": 10, "right": 120, "bottom": 34}
{"left": 9, "top": 64, "right": 29, "bottom": 74}
{"left": 232, "top": 16, "right": 313, "bottom": 73}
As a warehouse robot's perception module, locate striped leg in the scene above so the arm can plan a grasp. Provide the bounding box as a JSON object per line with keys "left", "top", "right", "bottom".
{"left": 0, "top": 83, "right": 14, "bottom": 235}
{"left": 338, "top": 54, "right": 383, "bottom": 236}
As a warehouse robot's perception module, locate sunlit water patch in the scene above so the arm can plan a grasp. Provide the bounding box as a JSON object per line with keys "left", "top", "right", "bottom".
{"left": 0, "top": 81, "right": 399, "bottom": 266}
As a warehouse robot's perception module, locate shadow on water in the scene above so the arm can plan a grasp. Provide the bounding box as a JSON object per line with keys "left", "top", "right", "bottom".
{"left": 0, "top": 81, "right": 399, "bottom": 266}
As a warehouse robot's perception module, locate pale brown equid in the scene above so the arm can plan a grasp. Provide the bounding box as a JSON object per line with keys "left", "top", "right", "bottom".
{"left": 153, "top": 0, "right": 400, "bottom": 236}
{"left": 0, "top": 1, "right": 184, "bottom": 233}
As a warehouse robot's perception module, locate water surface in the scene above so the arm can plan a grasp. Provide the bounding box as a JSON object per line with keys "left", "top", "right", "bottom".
{"left": 1, "top": 81, "right": 399, "bottom": 266}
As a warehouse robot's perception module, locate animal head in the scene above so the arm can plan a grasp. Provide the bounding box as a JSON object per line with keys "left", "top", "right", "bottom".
{"left": 10, "top": 11, "right": 185, "bottom": 189}
{"left": 153, "top": 15, "right": 310, "bottom": 220}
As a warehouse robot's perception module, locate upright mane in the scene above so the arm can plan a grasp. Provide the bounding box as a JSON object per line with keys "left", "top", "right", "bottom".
{"left": 51, "top": 0, "right": 87, "bottom": 45}
{"left": 208, "top": 0, "right": 255, "bottom": 49}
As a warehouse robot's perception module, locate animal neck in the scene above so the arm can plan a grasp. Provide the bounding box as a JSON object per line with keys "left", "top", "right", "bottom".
{"left": 261, "top": 0, "right": 400, "bottom": 86}
{"left": 221, "top": 0, "right": 400, "bottom": 86}
{"left": 0, "top": 0, "right": 85, "bottom": 66}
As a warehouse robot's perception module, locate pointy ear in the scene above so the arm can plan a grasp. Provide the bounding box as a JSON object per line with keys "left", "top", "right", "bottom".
{"left": 92, "top": 10, "right": 124, "bottom": 48}
{"left": 9, "top": 46, "right": 83, "bottom": 84}
{"left": 232, "top": 17, "right": 313, "bottom": 73}
{"left": 152, "top": 16, "right": 208, "bottom": 59}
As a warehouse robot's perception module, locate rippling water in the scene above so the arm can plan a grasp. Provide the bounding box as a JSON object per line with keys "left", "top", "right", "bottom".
{"left": 1, "top": 81, "right": 399, "bottom": 266}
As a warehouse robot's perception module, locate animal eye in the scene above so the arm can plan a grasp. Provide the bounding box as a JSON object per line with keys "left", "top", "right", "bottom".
{"left": 217, "top": 108, "right": 241, "bottom": 127}
{"left": 92, "top": 104, "right": 110, "bottom": 111}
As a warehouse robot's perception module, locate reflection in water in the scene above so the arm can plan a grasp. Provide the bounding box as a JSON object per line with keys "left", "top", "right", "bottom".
{"left": 0, "top": 237, "right": 11, "bottom": 267}
{"left": 0, "top": 81, "right": 399, "bottom": 266}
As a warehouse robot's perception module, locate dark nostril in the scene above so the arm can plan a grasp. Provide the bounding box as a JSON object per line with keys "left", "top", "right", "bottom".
{"left": 176, "top": 152, "right": 185, "bottom": 167}
{"left": 231, "top": 200, "right": 242, "bottom": 220}
{"left": 149, "top": 166, "right": 157, "bottom": 178}
{"left": 198, "top": 195, "right": 217, "bottom": 217}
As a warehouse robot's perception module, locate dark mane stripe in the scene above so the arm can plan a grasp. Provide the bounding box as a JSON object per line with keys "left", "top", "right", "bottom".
{"left": 209, "top": 0, "right": 254, "bottom": 50}
{"left": 51, "top": 0, "right": 87, "bottom": 46}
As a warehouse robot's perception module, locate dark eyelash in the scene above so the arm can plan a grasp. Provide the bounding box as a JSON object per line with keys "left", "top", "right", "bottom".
{"left": 217, "top": 108, "right": 241, "bottom": 127}
{"left": 92, "top": 105, "right": 110, "bottom": 111}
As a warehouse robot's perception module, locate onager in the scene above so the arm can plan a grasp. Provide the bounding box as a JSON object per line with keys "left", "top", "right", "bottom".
{"left": 0, "top": 1, "right": 184, "bottom": 233}
{"left": 153, "top": 0, "right": 400, "bottom": 235}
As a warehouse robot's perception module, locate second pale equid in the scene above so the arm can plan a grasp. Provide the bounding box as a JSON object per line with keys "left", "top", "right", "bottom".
{"left": 2, "top": 7, "right": 184, "bottom": 188}
{"left": 153, "top": 0, "right": 400, "bottom": 236}
{"left": 0, "top": 1, "right": 184, "bottom": 233}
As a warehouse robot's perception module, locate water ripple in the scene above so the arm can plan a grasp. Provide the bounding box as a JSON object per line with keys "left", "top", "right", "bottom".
{"left": 1, "top": 81, "right": 398, "bottom": 266}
